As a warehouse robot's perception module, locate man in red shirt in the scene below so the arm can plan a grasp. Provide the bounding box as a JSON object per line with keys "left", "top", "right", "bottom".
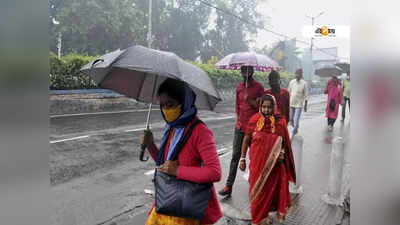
{"left": 264, "top": 70, "right": 290, "bottom": 123}
{"left": 218, "top": 66, "right": 264, "bottom": 197}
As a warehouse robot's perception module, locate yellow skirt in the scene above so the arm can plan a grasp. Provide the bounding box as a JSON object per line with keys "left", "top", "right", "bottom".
{"left": 145, "top": 208, "right": 201, "bottom": 225}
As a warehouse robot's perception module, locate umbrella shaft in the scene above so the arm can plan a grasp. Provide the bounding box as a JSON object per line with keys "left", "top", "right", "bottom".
{"left": 245, "top": 75, "right": 248, "bottom": 94}
{"left": 145, "top": 103, "right": 152, "bottom": 130}
{"left": 145, "top": 76, "right": 158, "bottom": 130}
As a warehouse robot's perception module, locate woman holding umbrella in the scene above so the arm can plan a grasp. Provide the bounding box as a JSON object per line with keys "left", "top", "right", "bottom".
{"left": 239, "top": 94, "right": 296, "bottom": 225}
{"left": 141, "top": 78, "right": 222, "bottom": 225}
{"left": 324, "top": 75, "right": 343, "bottom": 131}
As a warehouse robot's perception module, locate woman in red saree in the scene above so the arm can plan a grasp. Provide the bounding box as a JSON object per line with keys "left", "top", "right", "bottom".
{"left": 239, "top": 94, "right": 296, "bottom": 225}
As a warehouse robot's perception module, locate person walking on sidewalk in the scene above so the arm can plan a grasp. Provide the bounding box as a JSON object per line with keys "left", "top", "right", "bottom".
{"left": 288, "top": 68, "right": 309, "bottom": 136}
{"left": 324, "top": 75, "right": 343, "bottom": 131}
{"left": 142, "top": 79, "right": 222, "bottom": 225}
{"left": 341, "top": 72, "right": 350, "bottom": 122}
{"left": 218, "top": 66, "right": 264, "bottom": 197}
{"left": 264, "top": 70, "right": 290, "bottom": 123}
{"left": 239, "top": 94, "right": 296, "bottom": 225}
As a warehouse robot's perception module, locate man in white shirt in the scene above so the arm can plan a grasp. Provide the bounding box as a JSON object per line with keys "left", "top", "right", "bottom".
{"left": 288, "top": 68, "right": 309, "bottom": 136}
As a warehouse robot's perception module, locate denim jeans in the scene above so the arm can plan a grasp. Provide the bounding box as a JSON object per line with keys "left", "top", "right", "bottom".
{"left": 290, "top": 107, "right": 303, "bottom": 134}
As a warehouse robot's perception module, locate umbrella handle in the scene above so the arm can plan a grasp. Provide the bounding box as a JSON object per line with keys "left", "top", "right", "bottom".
{"left": 88, "top": 59, "right": 104, "bottom": 88}
{"left": 139, "top": 76, "right": 157, "bottom": 162}
{"left": 139, "top": 143, "right": 149, "bottom": 161}
{"left": 89, "top": 59, "right": 104, "bottom": 75}
{"left": 139, "top": 106, "right": 152, "bottom": 162}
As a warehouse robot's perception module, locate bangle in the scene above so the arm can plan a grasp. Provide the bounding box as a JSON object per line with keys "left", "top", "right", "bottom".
{"left": 240, "top": 157, "right": 246, "bottom": 161}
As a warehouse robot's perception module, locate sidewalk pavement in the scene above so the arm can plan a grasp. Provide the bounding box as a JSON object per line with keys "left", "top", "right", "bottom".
{"left": 214, "top": 109, "right": 350, "bottom": 225}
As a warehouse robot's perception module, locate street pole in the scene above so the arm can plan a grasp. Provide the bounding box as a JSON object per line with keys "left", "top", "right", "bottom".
{"left": 306, "top": 11, "right": 324, "bottom": 81}
{"left": 146, "top": 0, "right": 153, "bottom": 131}
{"left": 310, "top": 17, "right": 314, "bottom": 82}
{"left": 147, "top": 0, "right": 152, "bottom": 49}
{"left": 140, "top": 0, "right": 153, "bottom": 161}
{"left": 57, "top": 32, "right": 62, "bottom": 58}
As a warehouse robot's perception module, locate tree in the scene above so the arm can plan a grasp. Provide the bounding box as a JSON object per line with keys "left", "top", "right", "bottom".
{"left": 51, "top": 0, "right": 147, "bottom": 55}
{"left": 50, "top": 0, "right": 213, "bottom": 60}
{"left": 150, "top": 0, "right": 213, "bottom": 60}
{"left": 200, "top": 0, "right": 264, "bottom": 62}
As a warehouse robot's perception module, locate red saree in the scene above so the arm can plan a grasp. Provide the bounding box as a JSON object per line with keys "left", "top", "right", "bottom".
{"left": 246, "top": 112, "right": 296, "bottom": 225}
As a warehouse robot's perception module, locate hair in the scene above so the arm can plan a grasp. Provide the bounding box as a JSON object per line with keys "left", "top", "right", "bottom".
{"left": 268, "top": 70, "right": 280, "bottom": 81}
{"left": 260, "top": 94, "right": 275, "bottom": 107}
{"left": 157, "top": 78, "right": 186, "bottom": 105}
{"left": 240, "top": 66, "right": 254, "bottom": 73}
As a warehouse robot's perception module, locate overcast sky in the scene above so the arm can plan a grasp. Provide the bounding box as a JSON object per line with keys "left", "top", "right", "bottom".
{"left": 252, "top": 0, "right": 350, "bottom": 60}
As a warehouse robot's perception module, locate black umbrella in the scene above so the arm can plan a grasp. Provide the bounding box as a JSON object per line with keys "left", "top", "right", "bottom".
{"left": 81, "top": 45, "right": 221, "bottom": 161}
{"left": 314, "top": 62, "right": 343, "bottom": 77}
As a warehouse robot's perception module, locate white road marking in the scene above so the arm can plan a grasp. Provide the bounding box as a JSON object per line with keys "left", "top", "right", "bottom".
{"left": 217, "top": 148, "right": 228, "bottom": 155}
{"left": 125, "top": 116, "right": 235, "bottom": 133}
{"left": 125, "top": 128, "right": 146, "bottom": 132}
{"left": 219, "top": 151, "right": 232, "bottom": 158}
{"left": 51, "top": 115, "right": 236, "bottom": 144}
{"left": 50, "top": 135, "right": 89, "bottom": 144}
{"left": 144, "top": 189, "right": 155, "bottom": 196}
{"left": 50, "top": 109, "right": 159, "bottom": 118}
{"left": 203, "top": 116, "right": 235, "bottom": 121}
{"left": 144, "top": 170, "right": 155, "bottom": 176}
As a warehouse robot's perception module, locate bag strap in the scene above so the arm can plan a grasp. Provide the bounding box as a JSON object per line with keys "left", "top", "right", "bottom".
{"left": 170, "top": 119, "right": 203, "bottom": 161}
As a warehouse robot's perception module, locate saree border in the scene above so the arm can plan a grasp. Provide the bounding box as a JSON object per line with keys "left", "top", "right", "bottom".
{"left": 249, "top": 136, "right": 283, "bottom": 203}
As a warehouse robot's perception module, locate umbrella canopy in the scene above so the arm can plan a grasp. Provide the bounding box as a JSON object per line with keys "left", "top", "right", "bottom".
{"left": 314, "top": 62, "right": 343, "bottom": 77}
{"left": 215, "top": 51, "right": 280, "bottom": 72}
{"left": 81, "top": 48, "right": 125, "bottom": 80}
{"left": 81, "top": 45, "right": 221, "bottom": 110}
{"left": 335, "top": 62, "right": 350, "bottom": 73}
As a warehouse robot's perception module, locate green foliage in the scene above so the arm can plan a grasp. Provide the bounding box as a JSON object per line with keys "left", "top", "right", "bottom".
{"left": 50, "top": 52, "right": 97, "bottom": 89}
{"left": 49, "top": 0, "right": 264, "bottom": 62}
{"left": 188, "top": 61, "right": 295, "bottom": 90}
{"left": 51, "top": 0, "right": 147, "bottom": 55}
{"left": 50, "top": 52, "right": 296, "bottom": 90}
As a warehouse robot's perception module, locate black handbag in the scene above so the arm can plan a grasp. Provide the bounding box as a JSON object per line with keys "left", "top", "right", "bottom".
{"left": 154, "top": 119, "right": 212, "bottom": 220}
{"left": 329, "top": 99, "right": 336, "bottom": 111}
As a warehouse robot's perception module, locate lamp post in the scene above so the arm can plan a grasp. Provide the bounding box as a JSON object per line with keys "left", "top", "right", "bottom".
{"left": 52, "top": 18, "right": 62, "bottom": 58}
{"left": 306, "top": 11, "right": 324, "bottom": 80}
{"left": 147, "top": 0, "right": 153, "bottom": 49}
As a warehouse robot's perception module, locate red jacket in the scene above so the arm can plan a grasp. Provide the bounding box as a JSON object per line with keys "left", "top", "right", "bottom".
{"left": 236, "top": 80, "right": 265, "bottom": 131}
{"left": 264, "top": 88, "right": 290, "bottom": 123}
{"left": 147, "top": 117, "right": 223, "bottom": 224}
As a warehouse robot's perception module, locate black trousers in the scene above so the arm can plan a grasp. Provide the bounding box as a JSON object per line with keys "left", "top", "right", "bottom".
{"left": 328, "top": 118, "right": 337, "bottom": 126}
{"left": 342, "top": 97, "right": 350, "bottom": 119}
{"left": 226, "top": 128, "right": 245, "bottom": 187}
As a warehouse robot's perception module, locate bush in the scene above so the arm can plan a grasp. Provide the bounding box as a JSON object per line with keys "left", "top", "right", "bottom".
{"left": 50, "top": 52, "right": 97, "bottom": 90}
{"left": 50, "top": 52, "right": 296, "bottom": 90}
{"left": 190, "top": 61, "right": 295, "bottom": 90}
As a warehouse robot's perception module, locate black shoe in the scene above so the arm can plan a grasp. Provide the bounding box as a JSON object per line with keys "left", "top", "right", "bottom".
{"left": 218, "top": 186, "right": 232, "bottom": 197}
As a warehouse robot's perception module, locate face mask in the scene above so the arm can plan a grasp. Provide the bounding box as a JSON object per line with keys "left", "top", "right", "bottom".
{"left": 162, "top": 105, "right": 182, "bottom": 123}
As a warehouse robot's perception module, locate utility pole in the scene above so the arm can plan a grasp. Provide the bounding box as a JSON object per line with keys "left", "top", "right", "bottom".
{"left": 306, "top": 11, "right": 324, "bottom": 81}
{"left": 147, "top": 0, "right": 153, "bottom": 48}
{"left": 53, "top": 18, "right": 62, "bottom": 58}
{"left": 57, "top": 32, "right": 62, "bottom": 58}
